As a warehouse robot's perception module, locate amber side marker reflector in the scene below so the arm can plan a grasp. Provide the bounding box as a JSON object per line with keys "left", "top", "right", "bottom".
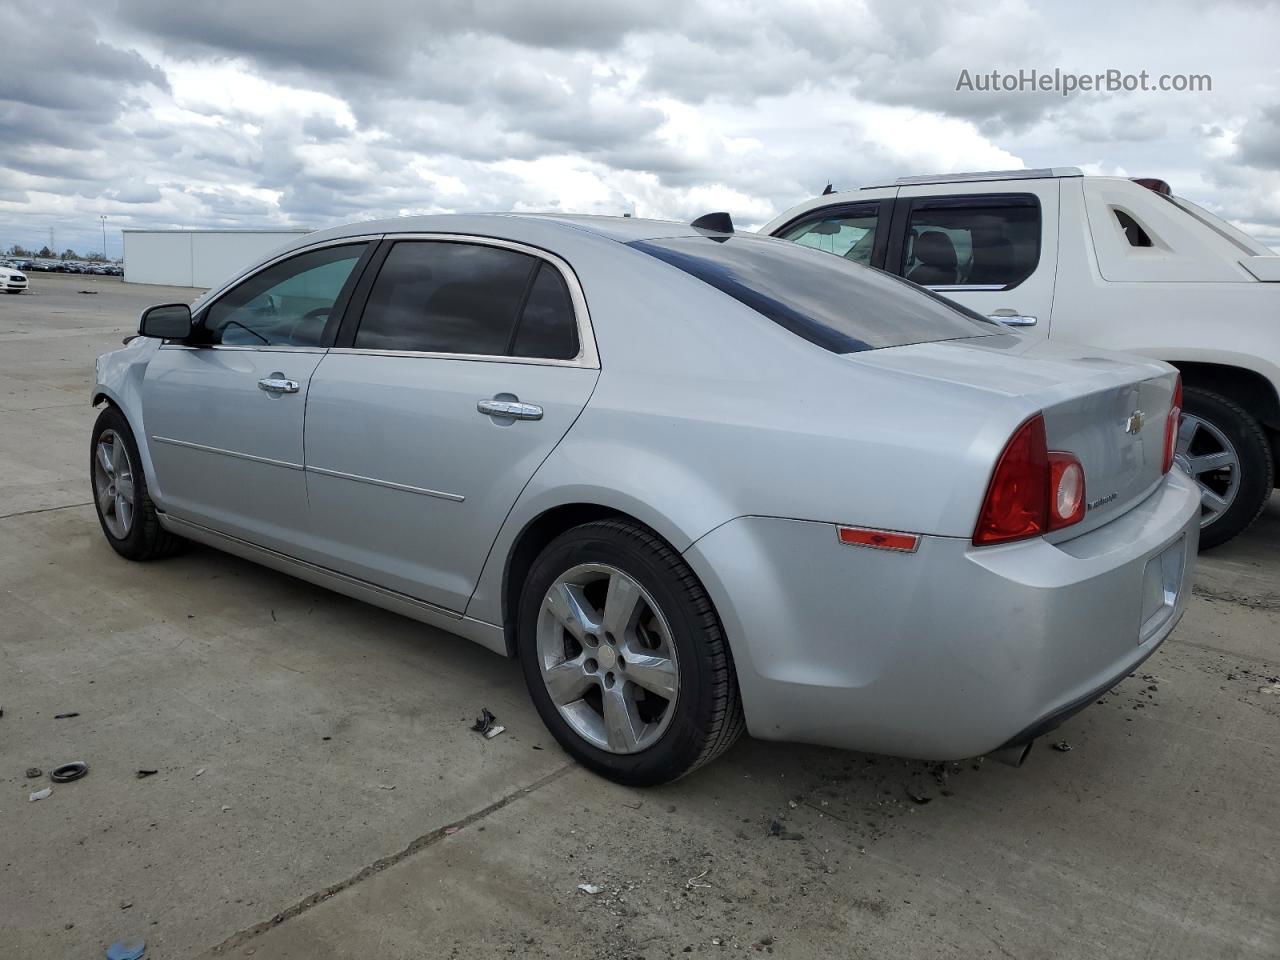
{"left": 836, "top": 526, "right": 920, "bottom": 553}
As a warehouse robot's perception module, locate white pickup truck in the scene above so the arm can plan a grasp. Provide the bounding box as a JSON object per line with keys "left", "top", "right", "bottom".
{"left": 763, "top": 168, "right": 1280, "bottom": 548}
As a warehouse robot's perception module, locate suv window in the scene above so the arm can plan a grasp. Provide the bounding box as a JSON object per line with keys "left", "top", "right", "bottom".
{"left": 203, "top": 244, "right": 367, "bottom": 346}
{"left": 902, "top": 195, "right": 1040, "bottom": 289}
{"left": 630, "top": 235, "right": 998, "bottom": 355}
{"left": 355, "top": 241, "right": 580, "bottom": 359}
{"left": 778, "top": 205, "right": 879, "bottom": 265}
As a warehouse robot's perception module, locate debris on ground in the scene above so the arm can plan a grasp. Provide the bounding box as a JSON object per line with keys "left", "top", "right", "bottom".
{"left": 78, "top": 290, "right": 99, "bottom": 295}
{"left": 470, "top": 707, "right": 505, "bottom": 739}
{"left": 50, "top": 761, "right": 89, "bottom": 783}
{"left": 444, "top": 825, "right": 461, "bottom": 835}
{"left": 29, "top": 787, "right": 52, "bottom": 802}
{"left": 686, "top": 868, "right": 712, "bottom": 890}
{"left": 105, "top": 937, "right": 145, "bottom": 960}
{"left": 577, "top": 883, "right": 604, "bottom": 895}
{"left": 135, "top": 769, "right": 158, "bottom": 779}
{"left": 25, "top": 767, "right": 42, "bottom": 779}
{"left": 54, "top": 712, "right": 80, "bottom": 719}
{"left": 377, "top": 784, "right": 396, "bottom": 791}
{"left": 905, "top": 785, "right": 932, "bottom": 805}
{"left": 220, "top": 805, "right": 230, "bottom": 812}
{"left": 1259, "top": 682, "right": 1280, "bottom": 696}
{"left": 767, "top": 819, "right": 804, "bottom": 841}
{"left": 193, "top": 768, "right": 205, "bottom": 778}
{"left": 1051, "top": 741, "right": 1073, "bottom": 752}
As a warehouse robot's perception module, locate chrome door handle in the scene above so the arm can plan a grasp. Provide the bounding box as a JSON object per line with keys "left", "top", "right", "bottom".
{"left": 258, "top": 377, "right": 300, "bottom": 394}
{"left": 477, "top": 399, "right": 543, "bottom": 421}
{"left": 988, "top": 312, "right": 1038, "bottom": 327}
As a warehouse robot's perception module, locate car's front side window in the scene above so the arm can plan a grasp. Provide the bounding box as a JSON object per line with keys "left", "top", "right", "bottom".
{"left": 202, "top": 244, "right": 368, "bottom": 347}
{"left": 778, "top": 207, "right": 880, "bottom": 265}
{"left": 353, "top": 241, "right": 581, "bottom": 360}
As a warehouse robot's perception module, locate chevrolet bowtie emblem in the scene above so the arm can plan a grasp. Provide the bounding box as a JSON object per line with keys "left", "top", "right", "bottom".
{"left": 1125, "top": 410, "right": 1146, "bottom": 435}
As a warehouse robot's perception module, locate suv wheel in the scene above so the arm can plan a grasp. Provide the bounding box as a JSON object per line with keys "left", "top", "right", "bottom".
{"left": 1175, "top": 387, "right": 1273, "bottom": 549}
{"left": 517, "top": 519, "right": 745, "bottom": 786}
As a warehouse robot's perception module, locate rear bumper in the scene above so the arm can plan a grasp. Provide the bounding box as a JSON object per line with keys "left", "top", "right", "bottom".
{"left": 683, "top": 468, "right": 1200, "bottom": 759}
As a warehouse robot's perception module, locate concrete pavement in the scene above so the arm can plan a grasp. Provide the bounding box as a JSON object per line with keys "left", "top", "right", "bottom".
{"left": 1, "top": 273, "right": 1277, "bottom": 959}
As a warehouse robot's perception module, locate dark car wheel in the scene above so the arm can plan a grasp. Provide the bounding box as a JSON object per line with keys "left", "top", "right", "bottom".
{"left": 517, "top": 519, "right": 745, "bottom": 786}
{"left": 91, "top": 405, "right": 183, "bottom": 561}
{"left": 1175, "top": 387, "right": 1274, "bottom": 550}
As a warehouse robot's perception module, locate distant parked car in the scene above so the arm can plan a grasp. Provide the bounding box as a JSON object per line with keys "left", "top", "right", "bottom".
{"left": 1, "top": 265, "right": 28, "bottom": 293}
{"left": 92, "top": 213, "right": 1197, "bottom": 784}
{"left": 764, "top": 168, "right": 1280, "bottom": 548}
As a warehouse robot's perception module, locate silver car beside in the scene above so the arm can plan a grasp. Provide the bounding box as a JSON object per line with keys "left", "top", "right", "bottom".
{"left": 91, "top": 214, "right": 1199, "bottom": 784}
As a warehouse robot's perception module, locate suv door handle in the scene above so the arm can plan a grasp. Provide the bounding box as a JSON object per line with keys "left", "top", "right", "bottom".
{"left": 988, "top": 311, "right": 1038, "bottom": 327}
{"left": 477, "top": 398, "right": 543, "bottom": 421}
{"left": 258, "top": 377, "right": 300, "bottom": 394}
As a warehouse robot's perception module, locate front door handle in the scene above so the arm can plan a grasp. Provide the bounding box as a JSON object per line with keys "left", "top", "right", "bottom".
{"left": 988, "top": 310, "right": 1038, "bottom": 327}
{"left": 258, "top": 377, "right": 300, "bottom": 394}
{"left": 477, "top": 398, "right": 543, "bottom": 421}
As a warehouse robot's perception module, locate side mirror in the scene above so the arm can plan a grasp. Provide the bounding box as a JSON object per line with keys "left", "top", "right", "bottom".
{"left": 139, "top": 303, "right": 194, "bottom": 340}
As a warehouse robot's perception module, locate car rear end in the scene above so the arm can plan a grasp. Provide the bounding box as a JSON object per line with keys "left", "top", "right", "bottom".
{"left": 685, "top": 346, "right": 1199, "bottom": 759}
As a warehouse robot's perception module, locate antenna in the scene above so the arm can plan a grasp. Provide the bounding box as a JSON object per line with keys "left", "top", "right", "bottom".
{"left": 690, "top": 212, "right": 734, "bottom": 233}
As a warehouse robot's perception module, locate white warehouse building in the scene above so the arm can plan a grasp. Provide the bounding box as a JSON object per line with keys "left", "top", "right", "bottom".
{"left": 123, "top": 228, "right": 312, "bottom": 287}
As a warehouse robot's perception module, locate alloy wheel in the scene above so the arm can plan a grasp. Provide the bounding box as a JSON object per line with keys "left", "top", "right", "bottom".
{"left": 1174, "top": 413, "right": 1241, "bottom": 528}
{"left": 536, "top": 563, "right": 680, "bottom": 754}
{"left": 93, "top": 429, "right": 136, "bottom": 539}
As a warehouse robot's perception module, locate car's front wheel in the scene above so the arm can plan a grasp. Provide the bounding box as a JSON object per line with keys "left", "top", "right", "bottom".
{"left": 517, "top": 519, "right": 744, "bottom": 785}
{"left": 90, "top": 405, "right": 183, "bottom": 561}
{"left": 1175, "top": 387, "right": 1274, "bottom": 550}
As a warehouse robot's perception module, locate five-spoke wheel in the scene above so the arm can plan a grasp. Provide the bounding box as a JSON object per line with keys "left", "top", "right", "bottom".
{"left": 92, "top": 429, "right": 136, "bottom": 539}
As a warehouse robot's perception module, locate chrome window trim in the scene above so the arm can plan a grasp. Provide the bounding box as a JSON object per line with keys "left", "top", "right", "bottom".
{"left": 305, "top": 464, "right": 465, "bottom": 502}
{"left": 925, "top": 284, "right": 1008, "bottom": 292}
{"left": 151, "top": 435, "right": 303, "bottom": 471}
{"left": 350, "top": 232, "right": 600, "bottom": 370}
{"left": 191, "top": 234, "right": 386, "bottom": 317}
{"left": 159, "top": 344, "right": 329, "bottom": 353}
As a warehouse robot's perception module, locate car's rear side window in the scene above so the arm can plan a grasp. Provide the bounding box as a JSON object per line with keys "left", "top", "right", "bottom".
{"left": 353, "top": 241, "right": 582, "bottom": 360}
{"left": 355, "top": 241, "right": 535, "bottom": 355}
{"left": 629, "top": 235, "right": 998, "bottom": 354}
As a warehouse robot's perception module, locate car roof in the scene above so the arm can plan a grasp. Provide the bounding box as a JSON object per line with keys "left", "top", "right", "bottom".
{"left": 303, "top": 212, "right": 712, "bottom": 249}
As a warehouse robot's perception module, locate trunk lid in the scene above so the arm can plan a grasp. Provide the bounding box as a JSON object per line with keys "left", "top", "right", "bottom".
{"left": 847, "top": 334, "right": 1179, "bottom": 536}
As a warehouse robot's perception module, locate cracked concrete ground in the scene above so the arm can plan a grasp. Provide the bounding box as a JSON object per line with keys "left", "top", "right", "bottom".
{"left": 2, "top": 273, "right": 1277, "bottom": 958}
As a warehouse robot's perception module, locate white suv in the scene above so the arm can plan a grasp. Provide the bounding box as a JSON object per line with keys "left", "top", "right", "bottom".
{"left": 763, "top": 169, "right": 1280, "bottom": 548}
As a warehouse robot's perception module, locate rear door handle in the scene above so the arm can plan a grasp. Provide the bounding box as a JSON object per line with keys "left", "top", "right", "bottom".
{"left": 258, "top": 377, "right": 300, "bottom": 394}
{"left": 477, "top": 399, "right": 543, "bottom": 421}
{"left": 988, "top": 311, "right": 1038, "bottom": 327}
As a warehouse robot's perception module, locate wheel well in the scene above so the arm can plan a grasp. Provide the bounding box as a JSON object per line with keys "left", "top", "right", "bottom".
{"left": 92, "top": 392, "right": 110, "bottom": 407}
{"left": 1169, "top": 362, "right": 1280, "bottom": 428}
{"left": 1169, "top": 362, "right": 1280, "bottom": 483}
{"left": 501, "top": 503, "right": 634, "bottom": 656}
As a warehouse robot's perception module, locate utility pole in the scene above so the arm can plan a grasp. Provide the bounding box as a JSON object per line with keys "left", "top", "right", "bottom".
{"left": 100, "top": 215, "right": 108, "bottom": 261}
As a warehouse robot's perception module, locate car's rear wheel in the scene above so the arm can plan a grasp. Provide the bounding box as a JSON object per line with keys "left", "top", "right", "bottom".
{"left": 1175, "top": 387, "right": 1273, "bottom": 550}
{"left": 517, "top": 519, "right": 744, "bottom": 785}
{"left": 91, "top": 405, "right": 183, "bottom": 561}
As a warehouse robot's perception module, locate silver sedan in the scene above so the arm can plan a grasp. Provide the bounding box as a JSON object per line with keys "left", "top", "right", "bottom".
{"left": 91, "top": 213, "right": 1200, "bottom": 784}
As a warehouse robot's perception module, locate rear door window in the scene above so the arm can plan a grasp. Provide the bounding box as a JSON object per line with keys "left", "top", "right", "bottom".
{"left": 901, "top": 194, "right": 1040, "bottom": 289}
{"left": 629, "top": 235, "right": 998, "bottom": 354}
{"left": 776, "top": 202, "right": 882, "bottom": 266}
{"left": 354, "top": 241, "right": 535, "bottom": 355}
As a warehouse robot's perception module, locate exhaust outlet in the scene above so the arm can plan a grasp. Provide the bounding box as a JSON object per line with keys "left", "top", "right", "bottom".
{"left": 992, "top": 739, "right": 1034, "bottom": 767}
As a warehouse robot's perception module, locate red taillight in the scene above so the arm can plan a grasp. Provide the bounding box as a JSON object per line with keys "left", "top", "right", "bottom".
{"left": 1163, "top": 375, "right": 1182, "bottom": 474}
{"left": 973, "top": 414, "right": 1086, "bottom": 546}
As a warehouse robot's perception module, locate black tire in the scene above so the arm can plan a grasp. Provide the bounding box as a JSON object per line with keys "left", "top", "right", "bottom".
{"left": 517, "top": 519, "right": 745, "bottom": 786}
{"left": 1181, "top": 387, "right": 1273, "bottom": 550}
{"left": 90, "top": 405, "right": 183, "bottom": 561}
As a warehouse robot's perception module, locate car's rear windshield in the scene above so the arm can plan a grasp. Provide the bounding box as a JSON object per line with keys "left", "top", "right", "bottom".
{"left": 628, "top": 234, "right": 1000, "bottom": 354}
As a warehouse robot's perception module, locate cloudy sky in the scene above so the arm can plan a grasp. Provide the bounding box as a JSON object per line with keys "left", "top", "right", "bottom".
{"left": 2, "top": 0, "right": 1278, "bottom": 257}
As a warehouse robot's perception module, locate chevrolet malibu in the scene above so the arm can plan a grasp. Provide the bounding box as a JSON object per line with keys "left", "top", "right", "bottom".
{"left": 91, "top": 213, "right": 1200, "bottom": 785}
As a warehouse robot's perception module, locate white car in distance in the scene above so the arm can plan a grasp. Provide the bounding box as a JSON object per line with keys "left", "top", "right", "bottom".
{"left": 765, "top": 169, "right": 1280, "bottom": 548}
